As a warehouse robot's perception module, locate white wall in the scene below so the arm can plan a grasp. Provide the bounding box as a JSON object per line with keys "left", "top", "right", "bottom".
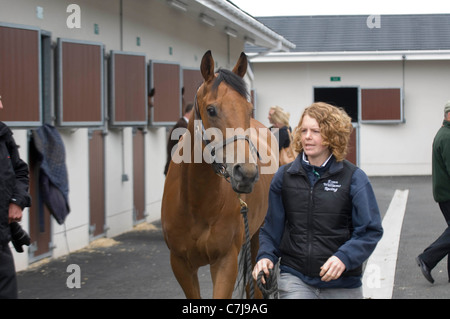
{"left": 53, "top": 128, "right": 90, "bottom": 255}
{"left": 105, "top": 128, "right": 134, "bottom": 237}
{"left": 2, "top": 0, "right": 247, "bottom": 269}
{"left": 251, "top": 59, "right": 450, "bottom": 176}
{"left": 145, "top": 127, "right": 167, "bottom": 222}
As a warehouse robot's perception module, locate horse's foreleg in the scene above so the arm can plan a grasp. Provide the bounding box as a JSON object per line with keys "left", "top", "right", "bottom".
{"left": 210, "top": 247, "right": 239, "bottom": 299}
{"left": 170, "top": 252, "right": 201, "bottom": 299}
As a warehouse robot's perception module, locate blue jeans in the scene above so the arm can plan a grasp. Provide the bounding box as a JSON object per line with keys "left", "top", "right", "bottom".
{"left": 278, "top": 272, "right": 363, "bottom": 299}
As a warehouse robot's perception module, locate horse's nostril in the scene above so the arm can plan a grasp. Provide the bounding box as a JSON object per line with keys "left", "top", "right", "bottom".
{"left": 233, "top": 163, "right": 259, "bottom": 182}
{"left": 233, "top": 164, "right": 243, "bottom": 182}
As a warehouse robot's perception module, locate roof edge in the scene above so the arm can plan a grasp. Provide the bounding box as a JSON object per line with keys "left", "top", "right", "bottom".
{"left": 194, "top": 0, "right": 296, "bottom": 51}
{"left": 248, "top": 50, "right": 450, "bottom": 63}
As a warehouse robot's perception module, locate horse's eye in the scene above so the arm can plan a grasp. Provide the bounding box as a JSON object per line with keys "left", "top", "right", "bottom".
{"left": 206, "top": 106, "right": 217, "bottom": 117}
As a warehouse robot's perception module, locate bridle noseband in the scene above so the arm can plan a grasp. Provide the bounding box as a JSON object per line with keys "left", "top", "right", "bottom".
{"left": 193, "top": 94, "right": 260, "bottom": 181}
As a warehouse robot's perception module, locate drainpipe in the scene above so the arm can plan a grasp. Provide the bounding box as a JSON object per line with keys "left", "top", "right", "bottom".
{"left": 402, "top": 54, "right": 406, "bottom": 123}
{"left": 120, "top": 0, "right": 123, "bottom": 51}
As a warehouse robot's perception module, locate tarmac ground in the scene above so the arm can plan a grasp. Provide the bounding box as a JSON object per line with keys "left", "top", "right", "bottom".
{"left": 15, "top": 176, "right": 450, "bottom": 300}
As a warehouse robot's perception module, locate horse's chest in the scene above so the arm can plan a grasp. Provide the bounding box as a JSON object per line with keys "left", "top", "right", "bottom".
{"left": 187, "top": 223, "right": 238, "bottom": 263}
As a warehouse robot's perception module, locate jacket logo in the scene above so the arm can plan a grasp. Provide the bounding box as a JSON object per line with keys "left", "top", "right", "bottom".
{"left": 323, "top": 180, "right": 341, "bottom": 192}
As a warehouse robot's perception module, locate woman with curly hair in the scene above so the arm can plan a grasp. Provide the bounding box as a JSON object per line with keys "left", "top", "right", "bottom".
{"left": 268, "top": 106, "right": 291, "bottom": 151}
{"left": 253, "top": 102, "right": 383, "bottom": 299}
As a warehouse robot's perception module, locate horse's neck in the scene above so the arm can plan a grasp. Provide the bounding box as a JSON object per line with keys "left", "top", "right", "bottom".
{"left": 184, "top": 131, "right": 223, "bottom": 200}
{"left": 185, "top": 162, "right": 222, "bottom": 196}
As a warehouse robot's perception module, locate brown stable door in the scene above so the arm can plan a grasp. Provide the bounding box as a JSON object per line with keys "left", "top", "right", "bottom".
{"left": 28, "top": 139, "right": 52, "bottom": 262}
{"left": 133, "top": 129, "right": 146, "bottom": 222}
{"left": 89, "top": 130, "right": 106, "bottom": 238}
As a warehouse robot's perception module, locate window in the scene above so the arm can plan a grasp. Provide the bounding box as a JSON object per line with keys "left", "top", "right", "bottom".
{"left": 182, "top": 68, "right": 203, "bottom": 109}
{"left": 0, "top": 24, "right": 41, "bottom": 126}
{"left": 361, "top": 88, "right": 403, "bottom": 123}
{"left": 109, "top": 51, "right": 147, "bottom": 126}
{"left": 57, "top": 39, "right": 104, "bottom": 127}
{"left": 149, "top": 61, "right": 181, "bottom": 125}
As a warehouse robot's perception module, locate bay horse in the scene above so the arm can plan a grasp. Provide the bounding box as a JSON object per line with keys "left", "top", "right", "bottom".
{"left": 161, "top": 51, "right": 277, "bottom": 299}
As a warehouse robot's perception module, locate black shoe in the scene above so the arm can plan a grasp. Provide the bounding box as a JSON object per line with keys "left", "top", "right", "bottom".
{"left": 416, "top": 256, "right": 434, "bottom": 284}
{"left": 10, "top": 222, "right": 31, "bottom": 253}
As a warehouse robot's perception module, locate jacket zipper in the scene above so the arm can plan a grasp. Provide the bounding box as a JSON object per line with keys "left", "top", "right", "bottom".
{"left": 307, "top": 185, "right": 314, "bottom": 275}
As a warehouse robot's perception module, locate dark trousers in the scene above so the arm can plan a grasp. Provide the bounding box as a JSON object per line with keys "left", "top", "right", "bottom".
{"left": 419, "top": 200, "right": 450, "bottom": 277}
{"left": 0, "top": 244, "right": 18, "bottom": 299}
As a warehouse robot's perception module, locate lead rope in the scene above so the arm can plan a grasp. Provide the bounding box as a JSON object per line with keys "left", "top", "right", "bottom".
{"left": 257, "top": 269, "right": 278, "bottom": 299}
{"left": 239, "top": 196, "right": 254, "bottom": 299}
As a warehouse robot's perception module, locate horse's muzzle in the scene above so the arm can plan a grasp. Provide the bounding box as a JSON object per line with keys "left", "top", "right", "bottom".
{"left": 230, "top": 163, "right": 259, "bottom": 194}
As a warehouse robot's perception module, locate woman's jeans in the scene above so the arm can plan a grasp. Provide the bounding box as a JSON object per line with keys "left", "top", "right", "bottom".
{"left": 278, "top": 271, "right": 363, "bottom": 299}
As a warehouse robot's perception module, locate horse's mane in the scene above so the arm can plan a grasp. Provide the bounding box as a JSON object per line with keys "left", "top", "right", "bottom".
{"left": 211, "top": 69, "right": 248, "bottom": 99}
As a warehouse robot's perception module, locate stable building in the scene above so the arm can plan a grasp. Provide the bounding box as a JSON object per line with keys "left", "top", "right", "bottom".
{"left": 247, "top": 14, "right": 450, "bottom": 176}
{"left": 0, "top": 0, "right": 294, "bottom": 270}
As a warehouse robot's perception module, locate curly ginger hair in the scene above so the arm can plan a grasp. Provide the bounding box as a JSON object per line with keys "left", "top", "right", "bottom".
{"left": 292, "top": 102, "right": 353, "bottom": 162}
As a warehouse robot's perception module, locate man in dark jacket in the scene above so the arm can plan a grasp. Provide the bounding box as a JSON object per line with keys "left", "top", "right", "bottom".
{"left": 0, "top": 96, "right": 32, "bottom": 299}
{"left": 417, "top": 101, "right": 450, "bottom": 284}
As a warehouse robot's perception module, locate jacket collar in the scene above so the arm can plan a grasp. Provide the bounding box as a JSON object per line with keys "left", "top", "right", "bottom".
{"left": 0, "top": 122, "right": 10, "bottom": 138}
{"left": 287, "top": 152, "right": 343, "bottom": 176}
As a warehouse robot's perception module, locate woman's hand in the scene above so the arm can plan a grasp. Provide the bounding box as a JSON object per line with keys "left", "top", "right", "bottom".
{"left": 320, "top": 256, "right": 346, "bottom": 282}
{"left": 252, "top": 258, "right": 274, "bottom": 284}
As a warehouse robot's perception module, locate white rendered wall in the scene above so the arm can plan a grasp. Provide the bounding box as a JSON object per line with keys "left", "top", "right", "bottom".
{"left": 251, "top": 59, "right": 450, "bottom": 176}
{"left": 2, "top": 0, "right": 247, "bottom": 269}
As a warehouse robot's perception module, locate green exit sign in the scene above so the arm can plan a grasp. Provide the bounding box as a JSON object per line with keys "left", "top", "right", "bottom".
{"left": 330, "top": 76, "right": 341, "bottom": 82}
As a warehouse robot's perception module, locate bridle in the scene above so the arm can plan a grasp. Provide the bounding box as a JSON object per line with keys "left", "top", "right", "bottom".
{"left": 193, "top": 94, "right": 260, "bottom": 181}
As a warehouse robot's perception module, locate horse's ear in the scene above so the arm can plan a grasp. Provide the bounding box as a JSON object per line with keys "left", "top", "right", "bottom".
{"left": 200, "top": 50, "right": 215, "bottom": 82}
{"left": 232, "top": 52, "right": 247, "bottom": 78}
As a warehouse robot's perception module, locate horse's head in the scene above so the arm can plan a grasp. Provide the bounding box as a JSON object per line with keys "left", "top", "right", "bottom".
{"left": 194, "top": 50, "right": 259, "bottom": 194}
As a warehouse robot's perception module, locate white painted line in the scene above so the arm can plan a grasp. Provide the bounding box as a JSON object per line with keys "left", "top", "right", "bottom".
{"left": 362, "top": 189, "right": 409, "bottom": 299}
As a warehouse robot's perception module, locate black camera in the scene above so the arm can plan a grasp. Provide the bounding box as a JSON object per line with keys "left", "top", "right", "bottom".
{"left": 10, "top": 222, "right": 31, "bottom": 253}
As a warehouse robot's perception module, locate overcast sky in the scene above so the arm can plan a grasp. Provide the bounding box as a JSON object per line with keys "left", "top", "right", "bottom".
{"left": 231, "top": 0, "right": 450, "bottom": 16}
